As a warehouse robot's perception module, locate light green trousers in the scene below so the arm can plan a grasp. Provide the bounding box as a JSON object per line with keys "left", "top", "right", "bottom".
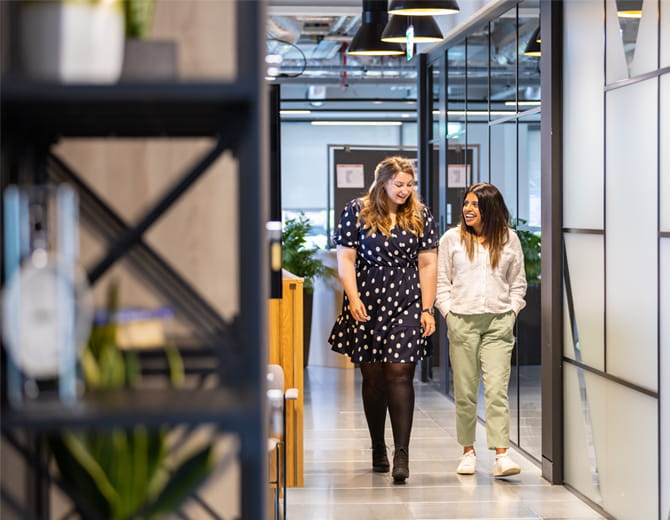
{"left": 446, "top": 311, "right": 516, "bottom": 449}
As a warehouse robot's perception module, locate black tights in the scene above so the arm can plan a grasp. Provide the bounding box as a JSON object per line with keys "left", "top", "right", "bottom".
{"left": 360, "top": 362, "right": 416, "bottom": 449}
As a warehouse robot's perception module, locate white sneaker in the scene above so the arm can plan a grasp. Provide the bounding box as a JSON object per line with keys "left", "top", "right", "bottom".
{"left": 493, "top": 452, "right": 521, "bottom": 477}
{"left": 456, "top": 450, "right": 477, "bottom": 474}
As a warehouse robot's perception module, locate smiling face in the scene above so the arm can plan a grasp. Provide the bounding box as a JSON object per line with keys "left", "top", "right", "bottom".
{"left": 463, "top": 192, "right": 483, "bottom": 234}
{"left": 384, "top": 171, "right": 415, "bottom": 211}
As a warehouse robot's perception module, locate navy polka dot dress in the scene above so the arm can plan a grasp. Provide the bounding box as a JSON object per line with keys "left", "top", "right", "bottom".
{"left": 328, "top": 199, "right": 438, "bottom": 363}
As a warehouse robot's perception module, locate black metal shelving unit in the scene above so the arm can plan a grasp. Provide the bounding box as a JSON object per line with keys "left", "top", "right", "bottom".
{"left": 0, "top": 2, "right": 268, "bottom": 518}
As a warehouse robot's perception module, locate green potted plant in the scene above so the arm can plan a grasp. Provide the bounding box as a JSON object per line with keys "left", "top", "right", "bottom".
{"left": 49, "top": 282, "right": 215, "bottom": 520}
{"left": 282, "top": 213, "right": 335, "bottom": 366}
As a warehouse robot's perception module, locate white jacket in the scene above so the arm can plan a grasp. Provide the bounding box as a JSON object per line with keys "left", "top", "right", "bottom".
{"left": 435, "top": 226, "right": 527, "bottom": 318}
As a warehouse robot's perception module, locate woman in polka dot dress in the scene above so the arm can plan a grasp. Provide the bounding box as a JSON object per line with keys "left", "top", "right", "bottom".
{"left": 328, "top": 156, "right": 438, "bottom": 483}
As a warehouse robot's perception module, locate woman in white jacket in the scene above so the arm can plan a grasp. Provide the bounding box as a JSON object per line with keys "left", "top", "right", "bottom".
{"left": 435, "top": 183, "right": 527, "bottom": 477}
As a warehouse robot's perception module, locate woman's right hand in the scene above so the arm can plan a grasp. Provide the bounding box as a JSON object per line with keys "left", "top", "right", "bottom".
{"left": 348, "top": 297, "right": 370, "bottom": 322}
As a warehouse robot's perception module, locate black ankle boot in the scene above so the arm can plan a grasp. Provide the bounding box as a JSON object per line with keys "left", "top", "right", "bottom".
{"left": 392, "top": 447, "right": 409, "bottom": 483}
{"left": 372, "top": 443, "right": 390, "bottom": 472}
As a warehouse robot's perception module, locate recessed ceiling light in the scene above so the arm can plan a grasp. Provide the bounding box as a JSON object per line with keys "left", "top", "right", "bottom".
{"left": 311, "top": 121, "right": 403, "bottom": 126}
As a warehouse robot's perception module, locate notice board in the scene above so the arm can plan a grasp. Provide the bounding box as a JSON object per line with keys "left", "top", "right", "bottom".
{"left": 332, "top": 148, "right": 417, "bottom": 228}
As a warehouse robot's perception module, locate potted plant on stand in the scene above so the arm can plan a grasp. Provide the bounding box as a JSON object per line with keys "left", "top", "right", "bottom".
{"left": 49, "top": 283, "right": 216, "bottom": 519}
{"left": 282, "top": 213, "right": 334, "bottom": 367}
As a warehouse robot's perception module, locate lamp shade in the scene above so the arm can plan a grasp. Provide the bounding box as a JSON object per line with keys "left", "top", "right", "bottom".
{"left": 388, "top": 0, "right": 460, "bottom": 16}
{"left": 349, "top": 0, "right": 404, "bottom": 55}
{"left": 381, "top": 15, "right": 444, "bottom": 43}
{"left": 524, "top": 27, "right": 541, "bottom": 56}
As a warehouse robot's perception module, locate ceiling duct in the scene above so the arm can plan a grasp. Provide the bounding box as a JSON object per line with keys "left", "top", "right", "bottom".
{"left": 267, "top": 15, "right": 303, "bottom": 44}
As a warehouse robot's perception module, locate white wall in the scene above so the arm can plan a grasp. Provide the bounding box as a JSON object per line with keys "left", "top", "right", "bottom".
{"left": 281, "top": 122, "right": 416, "bottom": 210}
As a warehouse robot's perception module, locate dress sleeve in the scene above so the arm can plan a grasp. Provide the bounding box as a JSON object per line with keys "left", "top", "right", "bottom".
{"left": 332, "top": 200, "right": 361, "bottom": 249}
{"left": 418, "top": 206, "right": 438, "bottom": 251}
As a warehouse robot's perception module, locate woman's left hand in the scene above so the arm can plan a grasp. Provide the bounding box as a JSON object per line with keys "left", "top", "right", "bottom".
{"left": 421, "top": 313, "right": 436, "bottom": 337}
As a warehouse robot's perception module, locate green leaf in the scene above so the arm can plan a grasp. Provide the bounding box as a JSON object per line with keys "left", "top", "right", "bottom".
{"left": 129, "top": 426, "right": 149, "bottom": 513}
{"left": 140, "top": 445, "right": 215, "bottom": 519}
{"left": 59, "top": 431, "right": 122, "bottom": 514}
{"left": 144, "top": 429, "right": 170, "bottom": 501}
{"left": 124, "top": 350, "right": 142, "bottom": 388}
{"left": 49, "top": 434, "right": 111, "bottom": 518}
{"left": 87, "top": 431, "right": 116, "bottom": 482}
{"left": 81, "top": 348, "right": 101, "bottom": 388}
{"left": 124, "top": 0, "right": 155, "bottom": 38}
{"left": 145, "top": 428, "right": 169, "bottom": 484}
{"left": 99, "top": 344, "right": 126, "bottom": 389}
{"left": 110, "top": 430, "right": 132, "bottom": 519}
{"left": 511, "top": 218, "right": 541, "bottom": 284}
{"left": 165, "top": 343, "right": 185, "bottom": 388}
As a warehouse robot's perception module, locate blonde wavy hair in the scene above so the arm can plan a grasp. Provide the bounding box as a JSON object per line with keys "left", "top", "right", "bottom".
{"left": 358, "top": 156, "right": 425, "bottom": 237}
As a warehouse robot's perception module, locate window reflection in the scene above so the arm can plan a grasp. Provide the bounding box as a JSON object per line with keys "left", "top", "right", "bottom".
{"left": 616, "top": 0, "right": 643, "bottom": 74}
{"left": 427, "top": 3, "right": 542, "bottom": 462}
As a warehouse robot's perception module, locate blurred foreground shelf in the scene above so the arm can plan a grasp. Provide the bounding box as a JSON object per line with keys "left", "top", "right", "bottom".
{"left": 2, "top": 387, "right": 257, "bottom": 431}
{"left": 1, "top": 80, "right": 254, "bottom": 138}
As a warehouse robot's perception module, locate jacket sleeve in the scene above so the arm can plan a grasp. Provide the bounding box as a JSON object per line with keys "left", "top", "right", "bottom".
{"left": 434, "top": 231, "right": 453, "bottom": 318}
{"left": 507, "top": 231, "right": 527, "bottom": 316}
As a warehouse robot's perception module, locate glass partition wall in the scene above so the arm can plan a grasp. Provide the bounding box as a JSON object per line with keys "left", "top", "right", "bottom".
{"left": 422, "top": 2, "right": 542, "bottom": 461}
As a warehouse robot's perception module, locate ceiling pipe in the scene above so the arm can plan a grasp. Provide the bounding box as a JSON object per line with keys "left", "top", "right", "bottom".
{"left": 267, "top": 16, "right": 303, "bottom": 44}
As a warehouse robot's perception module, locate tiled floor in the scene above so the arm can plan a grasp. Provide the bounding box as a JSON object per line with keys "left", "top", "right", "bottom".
{"left": 287, "top": 365, "right": 605, "bottom": 520}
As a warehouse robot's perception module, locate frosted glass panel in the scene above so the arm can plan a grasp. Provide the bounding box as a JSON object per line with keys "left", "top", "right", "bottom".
{"left": 662, "top": 240, "right": 670, "bottom": 520}
{"left": 596, "top": 378, "right": 658, "bottom": 520}
{"left": 564, "top": 233, "right": 605, "bottom": 371}
{"left": 663, "top": 0, "right": 670, "bottom": 67}
{"left": 565, "top": 364, "right": 659, "bottom": 517}
{"left": 662, "top": 75, "right": 670, "bottom": 232}
{"left": 564, "top": 0, "right": 604, "bottom": 229}
{"left": 606, "top": 0, "right": 630, "bottom": 83}
{"left": 630, "top": 0, "right": 659, "bottom": 77}
{"left": 563, "top": 363, "right": 603, "bottom": 505}
{"left": 605, "top": 79, "right": 658, "bottom": 391}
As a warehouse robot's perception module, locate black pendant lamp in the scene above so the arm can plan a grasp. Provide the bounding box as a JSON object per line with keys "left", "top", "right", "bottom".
{"left": 349, "top": 0, "right": 404, "bottom": 55}
{"left": 524, "top": 26, "right": 541, "bottom": 57}
{"left": 388, "top": 0, "right": 460, "bottom": 16}
{"left": 381, "top": 15, "right": 444, "bottom": 43}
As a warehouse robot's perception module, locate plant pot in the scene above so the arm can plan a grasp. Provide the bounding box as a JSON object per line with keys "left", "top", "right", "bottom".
{"left": 121, "top": 38, "right": 178, "bottom": 81}
{"left": 19, "top": 0, "right": 125, "bottom": 83}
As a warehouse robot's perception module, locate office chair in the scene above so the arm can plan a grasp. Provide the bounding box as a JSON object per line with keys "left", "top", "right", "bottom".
{"left": 267, "top": 364, "right": 298, "bottom": 520}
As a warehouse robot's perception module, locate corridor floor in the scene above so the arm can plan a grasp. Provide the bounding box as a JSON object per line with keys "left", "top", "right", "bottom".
{"left": 287, "top": 365, "right": 606, "bottom": 520}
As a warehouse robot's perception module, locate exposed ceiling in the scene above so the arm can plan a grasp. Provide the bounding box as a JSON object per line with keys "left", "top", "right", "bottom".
{"left": 266, "top": 1, "right": 541, "bottom": 117}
